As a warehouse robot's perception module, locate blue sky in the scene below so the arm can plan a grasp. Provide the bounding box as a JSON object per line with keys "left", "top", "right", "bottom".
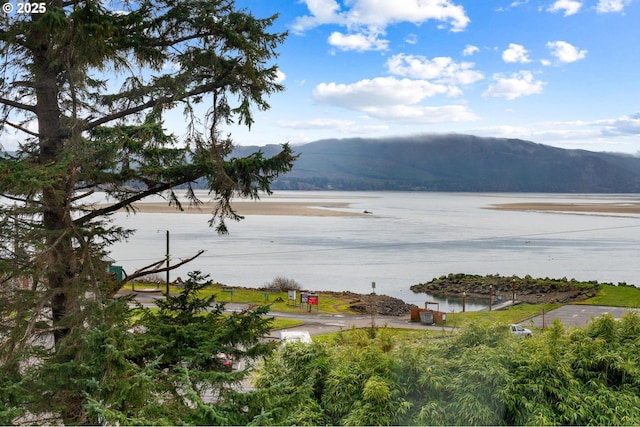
{"left": 225, "top": 0, "right": 640, "bottom": 154}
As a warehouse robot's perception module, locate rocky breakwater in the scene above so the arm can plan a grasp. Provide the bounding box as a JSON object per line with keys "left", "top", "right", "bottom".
{"left": 324, "top": 291, "right": 418, "bottom": 316}
{"left": 410, "top": 273, "right": 601, "bottom": 305}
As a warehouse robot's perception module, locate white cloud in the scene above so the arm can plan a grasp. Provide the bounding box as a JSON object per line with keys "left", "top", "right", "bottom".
{"left": 313, "top": 77, "right": 451, "bottom": 110}
{"left": 502, "top": 43, "right": 531, "bottom": 63}
{"left": 471, "top": 124, "right": 535, "bottom": 139}
{"left": 473, "top": 114, "right": 640, "bottom": 152}
{"left": 364, "top": 104, "right": 478, "bottom": 123}
{"left": 291, "top": 0, "right": 344, "bottom": 32}
{"left": 546, "top": 41, "right": 587, "bottom": 63}
{"left": 275, "top": 70, "right": 287, "bottom": 83}
{"left": 276, "top": 118, "right": 388, "bottom": 134}
{"left": 292, "top": 0, "right": 470, "bottom": 36}
{"left": 277, "top": 118, "right": 355, "bottom": 130}
{"left": 482, "top": 71, "right": 545, "bottom": 100}
{"left": 596, "top": 0, "right": 632, "bottom": 13}
{"left": 312, "top": 77, "right": 478, "bottom": 123}
{"left": 496, "top": 0, "right": 529, "bottom": 12}
{"left": 547, "top": 0, "right": 583, "bottom": 16}
{"left": 598, "top": 113, "right": 640, "bottom": 136}
{"left": 327, "top": 31, "right": 389, "bottom": 52}
{"left": 386, "top": 53, "right": 483, "bottom": 86}
{"left": 462, "top": 44, "right": 479, "bottom": 56}
{"left": 405, "top": 33, "right": 419, "bottom": 45}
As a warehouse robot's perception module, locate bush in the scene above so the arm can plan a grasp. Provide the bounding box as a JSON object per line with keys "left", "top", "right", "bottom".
{"left": 265, "top": 276, "right": 302, "bottom": 292}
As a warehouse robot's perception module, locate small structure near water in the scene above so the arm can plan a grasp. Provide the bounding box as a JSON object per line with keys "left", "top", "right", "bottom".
{"left": 411, "top": 301, "right": 447, "bottom": 325}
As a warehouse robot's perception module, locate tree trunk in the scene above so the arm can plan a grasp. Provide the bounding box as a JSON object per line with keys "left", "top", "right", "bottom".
{"left": 33, "top": 46, "right": 75, "bottom": 348}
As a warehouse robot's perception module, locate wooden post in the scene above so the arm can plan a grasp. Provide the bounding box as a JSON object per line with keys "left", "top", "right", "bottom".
{"left": 489, "top": 285, "right": 493, "bottom": 311}
{"left": 370, "top": 281, "right": 376, "bottom": 329}
{"left": 462, "top": 291, "right": 466, "bottom": 313}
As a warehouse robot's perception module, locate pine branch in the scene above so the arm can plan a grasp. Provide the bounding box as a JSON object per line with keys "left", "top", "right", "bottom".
{"left": 123, "top": 250, "right": 205, "bottom": 282}
{"left": 74, "top": 180, "right": 190, "bottom": 225}
{"left": 70, "top": 189, "right": 94, "bottom": 202}
{"left": 85, "top": 83, "right": 220, "bottom": 130}
{"left": 0, "top": 193, "right": 33, "bottom": 204}
{"left": 5, "top": 120, "right": 39, "bottom": 137}
{"left": 0, "top": 97, "right": 36, "bottom": 112}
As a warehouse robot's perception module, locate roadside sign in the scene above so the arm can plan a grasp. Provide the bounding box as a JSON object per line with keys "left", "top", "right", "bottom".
{"left": 307, "top": 293, "right": 319, "bottom": 312}
{"left": 221, "top": 286, "right": 234, "bottom": 301}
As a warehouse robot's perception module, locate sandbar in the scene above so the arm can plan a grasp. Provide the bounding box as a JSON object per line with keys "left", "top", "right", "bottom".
{"left": 489, "top": 202, "right": 640, "bottom": 215}
{"left": 103, "top": 200, "right": 370, "bottom": 217}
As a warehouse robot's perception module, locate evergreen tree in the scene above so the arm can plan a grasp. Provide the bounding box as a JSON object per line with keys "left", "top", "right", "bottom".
{"left": 0, "top": 0, "right": 293, "bottom": 423}
{"left": 83, "top": 272, "right": 277, "bottom": 425}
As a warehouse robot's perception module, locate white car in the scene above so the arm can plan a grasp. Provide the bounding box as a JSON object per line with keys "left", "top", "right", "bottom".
{"left": 510, "top": 324, "right": 533, "bottom": 337}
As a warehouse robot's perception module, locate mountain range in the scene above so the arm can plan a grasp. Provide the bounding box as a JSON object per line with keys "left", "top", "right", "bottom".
{"left": 233, "top": 134, "right": 640, "bottom": 193}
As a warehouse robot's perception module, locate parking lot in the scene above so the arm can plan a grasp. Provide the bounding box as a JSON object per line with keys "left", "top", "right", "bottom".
{"left": 523, "top": 305, "right": 637, "bottom": 329}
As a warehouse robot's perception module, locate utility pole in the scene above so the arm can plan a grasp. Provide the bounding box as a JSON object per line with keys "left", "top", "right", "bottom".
{"left": 158, "top": 229, "right": 170, "bottom": 296}
{"left": 165, "top": 230, "right": 170, "bottom": 296}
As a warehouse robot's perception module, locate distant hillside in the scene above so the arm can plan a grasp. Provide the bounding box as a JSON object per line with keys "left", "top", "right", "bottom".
{"left": 232, "top": 134, "right": 640, "bottom": 192}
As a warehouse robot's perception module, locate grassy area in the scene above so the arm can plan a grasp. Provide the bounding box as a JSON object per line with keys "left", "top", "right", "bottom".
{"left": 121, "top": 280, "right": 640, "bottom": 333}
{"left": 438, "top": 284, "right": 640, "bottom": 329}
{"left": 313, "top": 326, "right": 453, "bottom": 345}
{"left": 204, "top": 284, "right": 357, "bottom": 314}
{"left": 122, "top": 282, "right": 357, "bottom": 315}
{"left": 442, "top": 302, "right": 561, "bottom": 329}
{"left": 579, "top": 284, "right": 640, "bottom": 307}
{"left": 270, "top": 318, "right": 304, "bottom": 330}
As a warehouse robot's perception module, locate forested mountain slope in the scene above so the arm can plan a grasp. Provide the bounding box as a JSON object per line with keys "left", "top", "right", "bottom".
{"left": 233, "top": 134, "right": 640, "bottom": 192}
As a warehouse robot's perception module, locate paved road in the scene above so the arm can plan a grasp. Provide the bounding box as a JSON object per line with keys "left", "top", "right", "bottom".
{"left": 122, "top": 290, "right": 635, "bottom": 336}
{"left": 263, "top": 309, "right": 445, "bottom": 339}
{"left": 120, "top": 289, "right": 441, "bottom": 337}
{"left": 265, "top": 303, "right": 640, "bottom": 336}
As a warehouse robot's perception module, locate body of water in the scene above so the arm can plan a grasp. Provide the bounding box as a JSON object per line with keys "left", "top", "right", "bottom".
{"left": 105, "top": 191, "right": 640, "bottom": 311}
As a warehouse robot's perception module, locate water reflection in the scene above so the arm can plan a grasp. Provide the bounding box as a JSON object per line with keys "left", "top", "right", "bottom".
{"left": 412, "top": 293, "right": 490, "bottom": 313}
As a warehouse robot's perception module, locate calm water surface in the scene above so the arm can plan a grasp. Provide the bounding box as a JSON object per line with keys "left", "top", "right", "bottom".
{"left": 106, "top": 191, "right": 640, "bottom": 311}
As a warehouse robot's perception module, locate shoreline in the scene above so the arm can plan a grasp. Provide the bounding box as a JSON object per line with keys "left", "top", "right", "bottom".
{"left": 95, "top": 198, "right": 640, "bottom": 217}
{"left": 488, "top": 201, "right": 640, "bottom": 215}
{"left": 98, "top": 200, "right": 640, "bottom": 216}
{"left": 96, "top": 200, "right": 370, "bottom": 217}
